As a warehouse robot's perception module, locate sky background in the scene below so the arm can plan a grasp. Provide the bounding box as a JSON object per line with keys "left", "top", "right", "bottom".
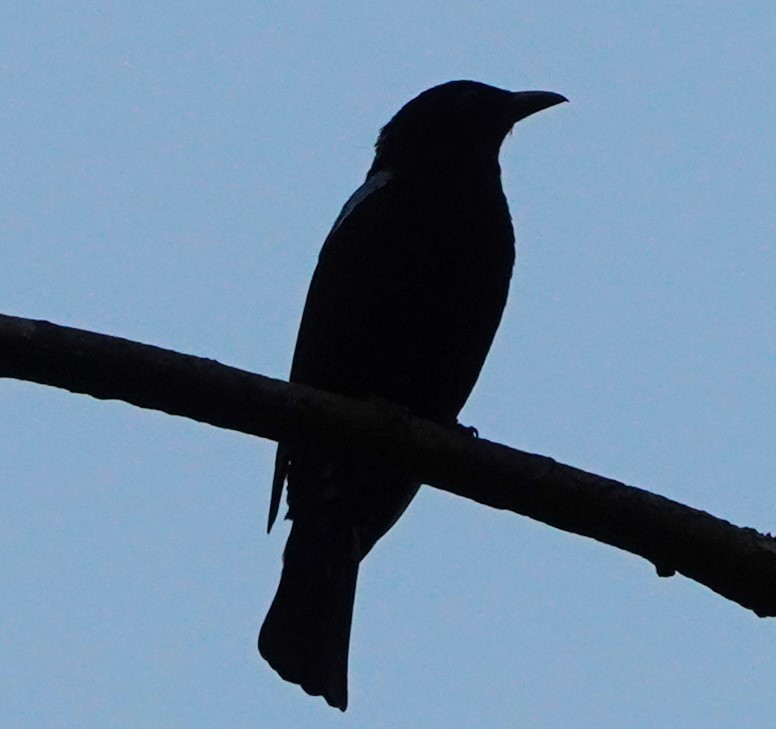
{"left": 1, "top": 2, "right": 774, "bottom": 727}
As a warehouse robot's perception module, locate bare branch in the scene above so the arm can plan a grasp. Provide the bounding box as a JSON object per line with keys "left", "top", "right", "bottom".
{"left": 1, "top": 312, "right": 774, "bottom": 616}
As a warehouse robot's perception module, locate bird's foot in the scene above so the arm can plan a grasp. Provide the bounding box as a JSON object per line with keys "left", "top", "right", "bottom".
{"left": 454, "top": 422, "right": 479, "bottom": 438}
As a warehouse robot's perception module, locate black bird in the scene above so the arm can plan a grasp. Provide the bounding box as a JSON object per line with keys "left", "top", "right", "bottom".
{"left": 260, "top": 80, "right": 566, "bottom": 710}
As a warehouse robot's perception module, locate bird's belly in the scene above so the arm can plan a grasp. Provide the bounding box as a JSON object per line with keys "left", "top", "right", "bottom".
{"left": 348, "top": 242, "right": 512, "bottom": 422}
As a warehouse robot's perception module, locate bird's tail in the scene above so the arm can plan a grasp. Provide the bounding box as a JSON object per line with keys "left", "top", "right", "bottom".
{"left": 259, "top": 521, "right": 359, "bottom": 711}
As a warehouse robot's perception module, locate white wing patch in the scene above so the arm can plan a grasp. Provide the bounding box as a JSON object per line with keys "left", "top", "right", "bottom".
{"left": 330, "top": 170, "right": 393, "bottom": 233}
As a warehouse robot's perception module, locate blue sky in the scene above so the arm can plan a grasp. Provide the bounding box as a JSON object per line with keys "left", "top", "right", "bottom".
{"left": 1, "top": 3, "right": 774, "bottom": 727}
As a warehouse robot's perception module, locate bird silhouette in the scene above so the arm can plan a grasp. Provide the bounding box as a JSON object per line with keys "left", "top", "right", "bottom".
{"left": 259, "top": 80, "right": 566, "bottom": 710}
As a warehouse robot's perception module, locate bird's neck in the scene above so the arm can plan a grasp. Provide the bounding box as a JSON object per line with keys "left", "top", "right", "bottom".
{"left": 370, "top": 156, "right": 504, "bottom": 194}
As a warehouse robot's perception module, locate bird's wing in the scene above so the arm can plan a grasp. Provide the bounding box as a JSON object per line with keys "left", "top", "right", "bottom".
{"left": 288, "top": 170, "right": 399, "bottom": 394}
{"left": 267, "top": 171, "right": 395, "bottom": 532}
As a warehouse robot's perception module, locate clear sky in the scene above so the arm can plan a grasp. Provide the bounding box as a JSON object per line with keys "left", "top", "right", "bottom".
{"left": 1, "top": 3, "right": 774, "bottom": 727}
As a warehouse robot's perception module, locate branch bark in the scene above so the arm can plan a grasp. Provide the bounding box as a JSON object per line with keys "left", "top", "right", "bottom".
{"left": 1, "top": 312, "right": 774, "bottom": 616}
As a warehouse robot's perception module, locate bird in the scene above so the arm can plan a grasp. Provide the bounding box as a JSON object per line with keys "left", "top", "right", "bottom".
{"left": 259, "top": 79, "right": 566, "bottom": 710}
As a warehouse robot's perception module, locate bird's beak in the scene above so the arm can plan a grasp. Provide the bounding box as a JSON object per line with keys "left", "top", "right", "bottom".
{"left": 510, "top": 90, "right": 568, "bottom": 122}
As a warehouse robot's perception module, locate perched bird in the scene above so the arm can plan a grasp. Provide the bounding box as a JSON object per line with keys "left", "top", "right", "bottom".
{"left": 260, "top": 80, "right": 566, "bottom": 710}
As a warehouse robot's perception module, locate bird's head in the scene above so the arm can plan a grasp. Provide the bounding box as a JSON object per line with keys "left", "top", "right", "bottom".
{"left": 372, "top": 80, "right": 567, "bottom": 175}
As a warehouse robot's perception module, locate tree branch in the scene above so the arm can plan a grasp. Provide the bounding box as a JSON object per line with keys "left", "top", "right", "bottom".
{"left": 1, "top": 312, "right": 774, "bottom": 616}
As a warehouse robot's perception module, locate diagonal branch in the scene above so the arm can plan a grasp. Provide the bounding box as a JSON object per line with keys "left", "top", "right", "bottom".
{"left": 1, "top": 312, "right": 774, "bottom": 616}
